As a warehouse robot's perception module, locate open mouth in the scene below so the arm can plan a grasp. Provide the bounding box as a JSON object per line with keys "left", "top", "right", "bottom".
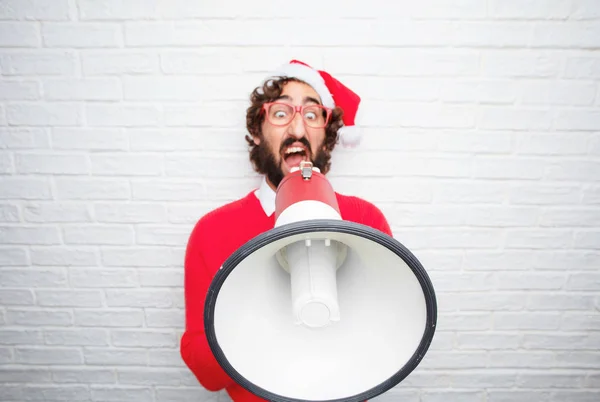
{"left": 282, "top": 144, "right": 309, "bottom": 171}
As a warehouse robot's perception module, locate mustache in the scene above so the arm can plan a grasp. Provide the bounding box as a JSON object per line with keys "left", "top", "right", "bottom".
{"left": 279, "top": 136, "right": 311, "bottom": 154}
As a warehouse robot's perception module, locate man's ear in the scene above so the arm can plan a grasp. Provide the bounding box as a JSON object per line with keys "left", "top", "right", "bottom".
{"left": 253, "top": 135, "right": 261, "bottom": 146}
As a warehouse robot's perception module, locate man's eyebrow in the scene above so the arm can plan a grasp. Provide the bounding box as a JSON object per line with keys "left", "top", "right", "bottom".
{"left": 274, "top": 95, "right": 322, "bottom": 105}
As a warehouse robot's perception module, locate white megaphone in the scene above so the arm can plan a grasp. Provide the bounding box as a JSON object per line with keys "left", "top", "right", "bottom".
{"left": 204, "top": 161, "right": 437, "bottom": 402}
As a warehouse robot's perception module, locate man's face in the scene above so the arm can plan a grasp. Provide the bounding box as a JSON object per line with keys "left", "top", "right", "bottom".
{"left": 253, "top": 81, "right": 328, "bottom": 189}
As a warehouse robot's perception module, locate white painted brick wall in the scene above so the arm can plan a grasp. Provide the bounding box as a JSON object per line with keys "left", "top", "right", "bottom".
{"left": 0, "top": 1, "right": 599, "bottom": 401}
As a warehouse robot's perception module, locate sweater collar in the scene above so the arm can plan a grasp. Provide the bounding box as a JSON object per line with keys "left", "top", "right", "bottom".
{"left": 254, "top": 176, "right": 276, "bottom": 217}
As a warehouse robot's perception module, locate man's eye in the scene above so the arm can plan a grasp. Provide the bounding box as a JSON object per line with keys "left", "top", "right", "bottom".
{"left": 304, "top": 112, "right": 316, "bottom": 120}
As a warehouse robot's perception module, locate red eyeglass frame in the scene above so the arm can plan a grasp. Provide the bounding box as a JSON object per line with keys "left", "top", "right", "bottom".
{"left": 261, "top": 102, "right": 332, "bottom": 128}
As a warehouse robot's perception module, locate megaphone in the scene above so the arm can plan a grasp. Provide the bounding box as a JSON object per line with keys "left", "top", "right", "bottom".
{"left": 204, "top": 161, "right": 437, "bottom": 402}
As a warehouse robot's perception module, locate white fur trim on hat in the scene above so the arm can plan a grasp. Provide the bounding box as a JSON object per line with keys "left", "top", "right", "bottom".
{"left": 268, "top": 63, "right": 335, "bottom": 109}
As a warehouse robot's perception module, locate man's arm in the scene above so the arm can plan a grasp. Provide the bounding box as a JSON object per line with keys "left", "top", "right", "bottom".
{"left": 364, "top": 201, "right": 393, "bottom": 237}
{"left": 180, "top": 220, "right": 235, "bottom": 391}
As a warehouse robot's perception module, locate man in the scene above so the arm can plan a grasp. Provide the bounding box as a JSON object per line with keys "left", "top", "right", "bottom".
{"left": 180, "top": 60, "right": 393, "bottom": 401}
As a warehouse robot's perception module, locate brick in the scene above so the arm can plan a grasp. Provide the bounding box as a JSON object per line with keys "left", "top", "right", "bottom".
{"left": 419, "top": 351, "right": 487, "bottom": 369}
{"left": 42, "top": 22, "right": 122, "bottom": 48}
{"left": 101, "top": 247, "right": 181, "bottom": 267}
{"left": 43, "top": 78, "right": 122, "bottom": 101}
{"left": 520, "top": 82, "right": 596, "bottom": 106}
{"left": 91, "top": 154, "right": 163, "bottom": 176}
{"left": 555, "top": 110, "right": 600, "bottom": 130}
{"left": 166, "top": 203, "right": 223, "bottom": 224}
{"left": 0, "top": 128, "right": 50, "bottom": 149}
{"left": 94, "top": 202, "right": 167, "bottom": 223}
{"left": 522, "top": 333, "right": 600, "bottom": 350}
{"left": 439, "top": 313, "right": 491, "bottom": 330}
{"left": 504, "top": 229, "right": 573, "bottom": 249}
{"left": 494, "top": 312, "right": 561, "bottom": 330}
{"left": 0, "top": 21, "right": 39, "bottom": 47}
{"left": 15, "top": 347, "right": 82, "bottom": 365}
{"left": 145, "top": 309, "right": 184, "bottom": 328}
{"left": 0, "top": 289, "right": 34, "bottom": 305}
{"left": 531, "top": 22, "right": 600, "bottom": 48}
{"left": 534, "top": 250, "right": 600, "bottom": 270}
{"left": 463, "top": 250, "right": 534, "bottom": 270}
{"left": 74, "top": 309, "right": 144, "bottom": 327}
{"left": 36, "top": 290, "right": 103, "bottom": 307}
{"left": 52, "top": 368, "right": 116, "bottom": 384}
{"left": 0, "top": 50, "right": 77, "bottom": 75}
{"left": 156, "top": 387, "right": 217, "bottom": 401}
{"left": 63, "top": 225, "right": 134, "bottom": 245}
{"left": 117, "top": 368, "right": 194, "bottom": 386}
{"left": 0, "top": 368, "right": 50, "bottom": 383}
{"left": 516, "top": 132, "right": 590, "bottom": 155}
{"left": 78, "top": 0, "right": 157, "bottom": 20}
{"left": 561, "top": 313, "right": 600, "bottom": 330}
{"left": 7, "top": 309, "right": 72, "bottom": 326}
{"left": 18, "top": 385, "right": 91, "bottom": 401}
{"left": 540, "top": 208, "right": 600, "bottom": 227}
{"left": 566, "top": 273, "right": 600, "bottom": 290}
{"left": 573, "top": 231, "right": 600, "bottom": 249}
{"left": 0, "top": 152, "right": 14, "bottom": 173}
{"left": 69, "top": 268, "right": 139, "bottom": 288}
{"left": 24, "top": 202, "right": 91, "bottom": 223}
{"left": 52, "top": 128, "right": 128, "bottom": 151}
{"left": 434, "top": 181, "right": 508, "bottom": 204}
{"left": 422, "top": 391, "right": 484, "bottom": 402}
{"left": 0, "top": 226, "right": 61, "bottom": 245}
{"left": 387, "top": 205, "right": 465, "bottom": 227}
{"left": 565, "top": 56, "right": 600, "bottom": 79}
{"left": 139, "top": 269, "right": 183, "bottom": 288}
{"left": 0, "top": 268, "right": 67, "bottom": 287}
{"left": 124, "top": 76, "right": 247, "bottom": 101}
{"left": 0, "top": 204, "right": 19, "bottom": 222}
{"left": 30, "top": 247, "right": 98, "bottom": 266}
{"left": 132, "top": 180, "right": 206, "bottom": 201}
{"left": 450, "top": 22, "right": 532, "bottom": 47}
{"left": 83, "top": 348, "right": 148, "bottom": 366}
{"left": 555, "top": 351, "right": 600, "bottom": 368}
{"left": 0, "top": 247, "right": 28, "bottom": 265}
{"left": 0, "top": 348, "right": 12, "bottom": 363}
{"left": 478, "top": 108, "right": 552, "bottom": 130}
{"left": 488, "top": 391, "right": 552, "bottom": 402}
{"left": 90, "top": 387, "right": 153, "bottom": 401}
{"left": 45, "top": 329, "right": 109, "bottom": 346}
{"left": 111, "top": 330, "right": 176, "bottom": 348}
{"left": 6, "top": 103, "right": 82, "bottom": 126}
{"left": 135, "top": 225, "right": 189, "bottom": 246}
{"left": 550, "top": 391, "right": 599, "bottom": 402}
{"left": 164, "top": 102, "right": 245, "bottom": 128}
{"left": 487, "top": 351, "right": 556, "bottom": 368}
{"left": 128, "top": 129, "right": 211, "bottom": 152}
{"left": 392, "top": 228, "right": 503, "bottom": 249}
{"left": 148, "top": 349, "right": 183, "bottom": 367}
{"left": 0, "top": 80, "right": 40, "bottom": 100}
{"left": 488, "top": 0, "right": 572, "bottom": 19}
{"left": 509, "top": 184, "right": 581, "bottom": 205}
{"left": 482, "top": 51, "right": 561, "bottom": 78}
{"left": 433, "top": 130, "right": 513, "bottom": 153}
{"left": 15, "top": 153, "right": 89, "bottom": 175}
{"left": 429, "top": 272, "right": 493, "bottom": 292}
{"left": 81, "top": 50, "right": 159, "bottom": 75}
{"left": 582, "top": 185, "right": 600, "bottom": 204}
{"left": 105, "top": 289, "right": 177, "bottom": 308}
{"left": 0, "top": 0, "right": 70, "bottom": 20}
{"left": 55, "top": 178, "right": 130, "bottom": 200}
{"left": 85, "top": 104, "right": 161, "bottom": 127}
{"left": 545, "top": 160, "right": 600, "bottom": 180}
{"left": 494, "top": 272, "right": 566, "bottom": 290}
{"left": 527, "top": 294, "right": 596, "bottom": 311}
{"left": 456, "top": 333, "right": 521, "bottom": 350}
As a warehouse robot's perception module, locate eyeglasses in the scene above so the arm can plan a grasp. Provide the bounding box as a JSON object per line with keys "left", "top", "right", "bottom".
{"left": 262, "top": 102, "right": 332, "bottom": 129}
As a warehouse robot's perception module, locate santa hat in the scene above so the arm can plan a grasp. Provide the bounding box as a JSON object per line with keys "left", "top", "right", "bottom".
{"left": 266, "top": 59, "right": 362, "bottom": 147}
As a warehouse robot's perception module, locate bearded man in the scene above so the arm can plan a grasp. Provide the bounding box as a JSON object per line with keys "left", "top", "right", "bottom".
{"left": 180, "top": 60, "right": 393, "bottom": 402}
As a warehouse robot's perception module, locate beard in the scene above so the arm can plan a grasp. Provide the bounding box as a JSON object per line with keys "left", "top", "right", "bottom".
{"left": 256, "top": 136, "right": 329, "bottom": 189}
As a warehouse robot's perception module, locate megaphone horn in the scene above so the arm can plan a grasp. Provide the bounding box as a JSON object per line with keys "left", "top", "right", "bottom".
{"left": 205, "top": 161, "right": 437, "bottom": 402}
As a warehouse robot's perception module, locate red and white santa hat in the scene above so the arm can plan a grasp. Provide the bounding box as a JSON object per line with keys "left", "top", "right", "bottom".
{"left": 266, "top": 59, "right": 362, "bottom": 147}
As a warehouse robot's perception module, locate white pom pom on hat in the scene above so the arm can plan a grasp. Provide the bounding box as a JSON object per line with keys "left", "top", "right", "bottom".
{"left": 267, "top": 59, "right": 363, "bottom": 147}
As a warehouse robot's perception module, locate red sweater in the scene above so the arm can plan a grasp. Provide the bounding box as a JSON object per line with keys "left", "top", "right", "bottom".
{"left": 180, "top": 189, "right": 392, "bottom": 401}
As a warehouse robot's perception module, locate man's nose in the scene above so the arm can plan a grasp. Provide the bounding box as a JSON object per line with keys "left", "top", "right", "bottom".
{"left": 287, "top": 112, "right": 306, "bottom": 138}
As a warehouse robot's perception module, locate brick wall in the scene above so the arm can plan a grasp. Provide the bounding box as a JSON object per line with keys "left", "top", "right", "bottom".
{"left": 1, "top": 0, "right": 599, "bottom": 401}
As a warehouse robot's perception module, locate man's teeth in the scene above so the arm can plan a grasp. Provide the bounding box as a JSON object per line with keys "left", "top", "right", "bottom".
{"left": 285, "top": 147, "right": 305, "bottom": 154}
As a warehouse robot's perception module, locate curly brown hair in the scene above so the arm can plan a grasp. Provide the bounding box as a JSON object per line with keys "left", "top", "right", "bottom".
{"left": 244, "top": 77, "right": 344, "bottom": 175}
